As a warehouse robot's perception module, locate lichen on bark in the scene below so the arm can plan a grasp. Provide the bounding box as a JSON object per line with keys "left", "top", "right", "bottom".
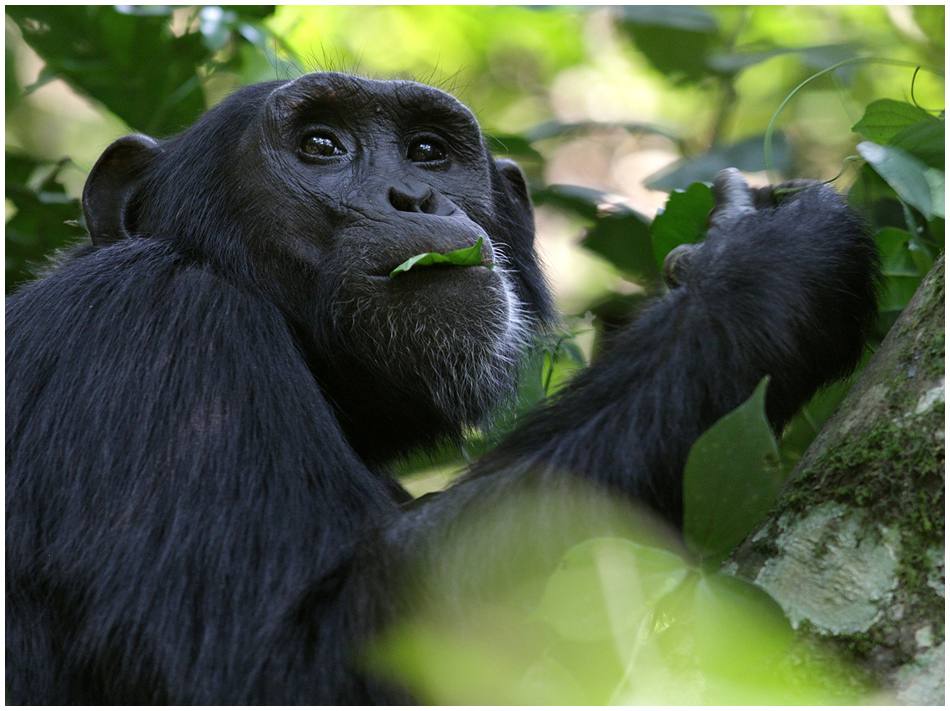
{"left": 726, "top": 255, "right": 945, "bottom": 705}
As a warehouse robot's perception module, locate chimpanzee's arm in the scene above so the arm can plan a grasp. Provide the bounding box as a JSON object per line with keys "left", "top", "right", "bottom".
{"left": 478, "top": 170, "right": 879, "bottom": 524}
{"left": 373, "top": 169, "right": 878, "bottom": 603}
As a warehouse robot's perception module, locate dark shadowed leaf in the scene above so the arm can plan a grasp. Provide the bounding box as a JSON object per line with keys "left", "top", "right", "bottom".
{"left": 683, "top": 378, "right": 782, "bottom": 563}
{"left": 616, "top": 6, "right": 719, "bottom": 84}
{"left": 580, "top": 211, "right": 658, "bottom": 283}
{"left": 650, "top": 182, "right": 714, "bottom": 267}
{"left": 8, "top": 6, "right": 208, "bottom": 135}
{"left": 645, "top": 133, "right": 789, "bottom": 191}
{"left": 707, "top": 43, "right": 859, "bottom": 76}
{"left": 5, "top": 154, "right": 85, "bottom": 291}
{"left": 533, "top": 184, "right": 634, "bottom": 221}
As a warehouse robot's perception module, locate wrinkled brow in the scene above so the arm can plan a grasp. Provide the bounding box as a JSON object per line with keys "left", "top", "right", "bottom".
{"left": 391, "top": 82, "right": 482, "bottom": 138}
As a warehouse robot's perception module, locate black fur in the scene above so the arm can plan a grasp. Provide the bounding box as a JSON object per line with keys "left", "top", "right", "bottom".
{"left": 6, "top": 74, "right": 879, "bottom": 704}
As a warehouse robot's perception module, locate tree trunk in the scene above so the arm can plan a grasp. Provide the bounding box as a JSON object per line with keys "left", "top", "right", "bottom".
{"left": 726, "top": 255, "right": 945, "bottom": 705}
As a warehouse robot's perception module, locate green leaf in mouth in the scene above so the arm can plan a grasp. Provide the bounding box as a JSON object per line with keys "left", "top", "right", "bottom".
{"left": 389, "top": 236, "right": 491, "bottom": 277}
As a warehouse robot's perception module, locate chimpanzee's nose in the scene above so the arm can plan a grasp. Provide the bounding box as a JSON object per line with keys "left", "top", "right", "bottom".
{"left": 387, "top": 183, "right": 452, "bottom": 216}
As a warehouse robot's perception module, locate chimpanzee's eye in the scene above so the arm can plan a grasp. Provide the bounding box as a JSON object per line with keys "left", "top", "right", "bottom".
{"left": 407, "top": 137, "right": 447, "bottom": 163}
{"left": 299, "top": 132, "right": 346, "bottom": 159}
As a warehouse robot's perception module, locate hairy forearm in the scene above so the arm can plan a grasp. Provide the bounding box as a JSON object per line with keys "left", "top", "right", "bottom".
{"left": 479, "top": 179, "right": 878, "bottom": 524}
{"left": 373, "top": 176, "right": 878, "bottom": 618}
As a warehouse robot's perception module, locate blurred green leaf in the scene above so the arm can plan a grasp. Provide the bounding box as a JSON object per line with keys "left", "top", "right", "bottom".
{"left": 199, "top": 6, "right": 239, "bottom": 52}
{"left": 923, "top": 167, "right": 945, "bottom": 218}
{"left": 485, "top": 134, "right": 544, "bottom": 162}
{"left": 533, "top": 184, "right": 628, "bottom": 221}
{"left": 650, "top": 182, "right": 714, "bottom": 267}
{"left": 531, "top": 537, "right": 690, "bottom": 642}
{"left": 580, "top": 211, "right": 658, "bottom": 283}
{"left": 6, "top": 154, "right": 84, "bottom": 291}
{"left": 645, "top": 133, "right": 789, "bottom": 191}
{"left": 519, "top": 655, "right": 588, "bottom": 705}
{"left": 706, "top": 47, "right": 790, "bottom": 74}
{"left": 527, "top": 119, "right": 685, "bottom": 149}
{"left": 683, "top": 378, "right": 782, "bottom": 563}
{"left": 912, "top": 5, "right": 945, "bottom": 49}
{"left": 618, "top": 5, "right": 718, "bottom": 33}
{"left": 779, "top": 372, "right": 861, "bottom": 469}
{"left": 652, "top": 573, "right": 793, "bottom": 676}
{"left": 628, "top": 571, "right": 851, "bottom": 705}
{"left": 878, "top": 274, "right": 929, "bottom": 313}
{"left": 707, "top": 43, "right": 859, "bottom": 76}
{"left": 616, "top": 6, "right": 719, "bottom": 84}
{"left": 6, "top": 36, "right": 19, "bottom": 109}
{"left": 367, "top": 610, "right": 553, "bottom": 705}
{"left": 8, "top": 6, "right": 208, "bottom": 134}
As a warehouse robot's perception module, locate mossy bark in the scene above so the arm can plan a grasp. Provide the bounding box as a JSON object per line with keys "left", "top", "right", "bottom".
{"left": 726, "top": 255, "right": 945, "bottom": 705}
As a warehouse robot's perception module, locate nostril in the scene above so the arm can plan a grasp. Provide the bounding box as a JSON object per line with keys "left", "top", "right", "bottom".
{"left": 388, "top": 187, "right": 417, "bottom": 213}
{"left": 419, "top": 192, "right": 437, "bottom": 215}
{"left": 388, "top": 185, "right": 440, "bottom": 214}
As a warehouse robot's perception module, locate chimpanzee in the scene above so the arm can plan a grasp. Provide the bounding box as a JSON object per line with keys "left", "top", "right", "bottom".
{"left": 6, "top": 72, "right": 879, "bottom": 704}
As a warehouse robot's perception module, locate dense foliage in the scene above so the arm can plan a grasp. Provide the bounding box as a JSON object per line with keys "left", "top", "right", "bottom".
{"left": 6, "top": 5, "right": 943, "bottom": 703}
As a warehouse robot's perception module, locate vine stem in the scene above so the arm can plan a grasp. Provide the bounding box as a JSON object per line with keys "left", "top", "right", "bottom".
{"left": 764, "top": 56, "right": 945, "bottom": 183}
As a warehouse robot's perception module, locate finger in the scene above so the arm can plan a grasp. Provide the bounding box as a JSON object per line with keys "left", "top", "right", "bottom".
{"left": 708, "top": 168, "right": 755, "bottom": 231}
{"left": 711, "top": 168, "right": 754, "bottom": 212}
{"left": 662, "top": 243, "right": 699, "bottom": 289}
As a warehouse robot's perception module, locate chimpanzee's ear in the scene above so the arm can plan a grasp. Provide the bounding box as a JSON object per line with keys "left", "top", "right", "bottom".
{"left": 82, "top": 134, "right": 162, "bottom": 246}
{"left": 493, "top": 158, "right": 533, "bottom": 214}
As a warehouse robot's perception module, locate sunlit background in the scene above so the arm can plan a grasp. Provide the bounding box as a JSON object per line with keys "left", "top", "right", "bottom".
{"left": 7, "top": 5, "right": 943, "bottom": 310}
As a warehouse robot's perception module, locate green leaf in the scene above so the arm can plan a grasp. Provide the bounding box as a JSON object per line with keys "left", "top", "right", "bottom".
{"left": 650, "top": 182, "right": 714, "bottom": 268}
{"left": 890, "top": 118, "right": 945, "bottom": 170}
{"left": 857, "top": 141, "right": 937, "bottom": 219}
{"left": 531, "top": 538, "right": 690, "bottom": 642}
{"left": 623, "top": 27, "right": 713, "bottom": 84}
{"left": 923, "top": 167, "right": 945, "bottom": 219}
{"left": 645, "top": 133, "right": 789, "bottom": 191}
{"left": 908, "top": 236, "right": 937, "bottom": 277}
{"left": 527, "top": 119, "right": 684, "bottom": 148}
{"left": 616, "top": 6, "right": 718, "bottom": 84}
{"left": 636, "top": 572, "right": 823, "bottom": 704}
{"left": 485, "top": 133, "right": 544, "bottom": 162}
{"left": 707, "top": 43, "right": 859, "bottom": 76}
{"left": 852, "top": 99, "right": 935, "bottom": 144}
{"left": 533, "top": 184, "right": 633, "bottom": 221}
{"left": 617, "top": 5, "right": 718, "bottom": 32}
{"left": 913, "top": 5, "right": 945, "bottom": 48}
{"left": 580, "top": 211, "right": 658, "bottom": 283}
{"left": 872, "top": 228, "right": 932, "bottom": 314}
{"left": 779, "top": 373, "right": 860, "bottom": 469}
{"left": 683, "top": 378, "right": 782, "bottom": 562}
{"left": 389, "top": 236, "right": 489, "bottom": 277}
{"left": 8, "top": 6, "right": 209, "bottom": 135}
{"left": 875, "top": 227, "right": 921, "bottom": 276}
{"left": 5, "top": 154, "right": 85, "bottom": 291}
